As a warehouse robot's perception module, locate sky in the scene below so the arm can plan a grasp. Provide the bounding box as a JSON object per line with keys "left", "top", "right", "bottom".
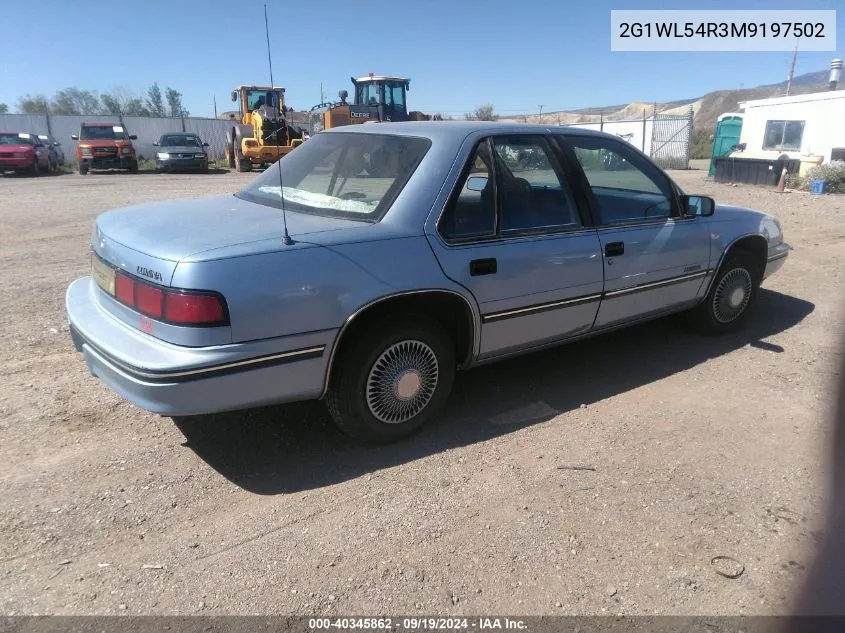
{"left": 0, "top": 0, "right": 842, "bottom": 118}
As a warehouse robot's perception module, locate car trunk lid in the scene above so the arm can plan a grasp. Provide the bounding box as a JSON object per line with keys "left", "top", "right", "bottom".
{"left": 93, "top": 194, "right": 359, "bottom": 274}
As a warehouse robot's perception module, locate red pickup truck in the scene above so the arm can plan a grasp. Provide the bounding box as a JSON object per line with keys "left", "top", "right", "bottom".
{"left": 71, "top": 122, "right": 138, "bottom": 174}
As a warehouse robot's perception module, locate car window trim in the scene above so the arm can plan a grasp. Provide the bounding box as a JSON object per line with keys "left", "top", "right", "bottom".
{"left": 547, "top": 134, "right": 601, "bottom": 227}
{"left": 436, "top": 133, "right": 592, "bottom": 246}
{"left": 558, "top": 133, "right": 685, "bottom": 225}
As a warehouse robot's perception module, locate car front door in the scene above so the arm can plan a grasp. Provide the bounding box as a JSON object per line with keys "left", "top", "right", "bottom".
{"left": 426, "top": 134, "right": 604, "bottom": 359}
{"left": 561, "top": 133, "right": 711, "bottom": 329}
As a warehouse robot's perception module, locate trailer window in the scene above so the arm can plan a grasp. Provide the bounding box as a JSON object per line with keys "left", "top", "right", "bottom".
{"left": 762, "top": 120, "right": 804, "bottom": 151}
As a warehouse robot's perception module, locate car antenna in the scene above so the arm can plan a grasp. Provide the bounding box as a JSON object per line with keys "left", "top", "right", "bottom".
{"left": 264, "top": 3, "right": 293, "bottom": 245}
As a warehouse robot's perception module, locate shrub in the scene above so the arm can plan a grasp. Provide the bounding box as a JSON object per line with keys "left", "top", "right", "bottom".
{"left": 805, "top": 160, "right": 845, "bottom": 193}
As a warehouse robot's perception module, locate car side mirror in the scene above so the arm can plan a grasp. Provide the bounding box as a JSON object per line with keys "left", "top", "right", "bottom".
{"left": 466, "top": 175, "right": 488, "bottom": 192}
{"left": 683, "top": 194, "right": 715, "bottom": 217}
{"left": 129, "top": 135, "right": 138, "bottom": 140}
{"left": 71, "top": 134, "right": 78, "bottom": 140}
{"left": 231, "top": 91, "right": 238, "bottom": 102}
{"left": 203, "top": 142, "right": 209, "bottom": 147}
{"left": 152, "top": 141, "right": 159, "bottom": 146}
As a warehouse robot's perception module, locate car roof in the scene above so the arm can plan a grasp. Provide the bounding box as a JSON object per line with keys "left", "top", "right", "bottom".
{"left": 323, "top": 120, "right": 624, "bottom": 142}
{"left": 81, "top": 122, "right": 121, "bottom": 127}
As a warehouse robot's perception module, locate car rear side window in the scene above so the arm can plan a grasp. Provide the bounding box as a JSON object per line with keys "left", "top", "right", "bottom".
{"left": 439, "top": 135, "right": 582, "bottom": 242}
{"left": 492, "top": 136, "right": 581, "bottom": 233}
{"left": 566, "top": 135, "right": 674, "bottom": 224}
{"left": 439, "top": 141, "right": 496, "bottom": 241}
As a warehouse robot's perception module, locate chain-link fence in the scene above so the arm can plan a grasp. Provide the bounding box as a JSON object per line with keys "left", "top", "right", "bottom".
{"left": 564, "top": 105, "right": 694, "bottom": 170}
{"left": 0, "top": 113, "right": 233, "bottom": 162}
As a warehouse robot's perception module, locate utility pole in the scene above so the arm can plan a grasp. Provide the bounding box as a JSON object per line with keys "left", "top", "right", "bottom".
{"left": 213, "top": 95, "right": 217, "bottom": 118}
{"left": 320, "top": 82, "right": 325, "bottom": 104}
{"left": 786, "top": 40, "right": 799, "bottom": 96}
{"left": 538, "top": 104, "right": 544, "bottom": 123}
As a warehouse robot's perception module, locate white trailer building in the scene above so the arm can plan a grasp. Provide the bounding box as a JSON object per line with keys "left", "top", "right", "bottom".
{"left": 737, "top": 90, "right": 845, "bottom": 167}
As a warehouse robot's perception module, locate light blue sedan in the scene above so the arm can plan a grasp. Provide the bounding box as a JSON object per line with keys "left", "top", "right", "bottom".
{"left": 66, "top": 122, "right": 790, "bottom": 443}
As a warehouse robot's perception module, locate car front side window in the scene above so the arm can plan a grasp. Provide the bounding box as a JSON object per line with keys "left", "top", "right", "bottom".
{"left": 566, "top": 136, "right": 674, "bottom": 224}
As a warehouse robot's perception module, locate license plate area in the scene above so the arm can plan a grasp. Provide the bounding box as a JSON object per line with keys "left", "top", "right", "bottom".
{"left": 91, "top": 255, "right": 115, "bottom": 296}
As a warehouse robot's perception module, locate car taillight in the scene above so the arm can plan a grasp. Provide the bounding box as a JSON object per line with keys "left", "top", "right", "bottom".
{"left": 112, "top": 270, "right": 228, "bottom": 326}
{"left": 115, "top": 272, "right": 134, "bottom": 304}
{"left": 164, "top": 292, "right": 226, "bottom": 324}
{"left": 135, "top": 282, "right": 163, "bottom": 317}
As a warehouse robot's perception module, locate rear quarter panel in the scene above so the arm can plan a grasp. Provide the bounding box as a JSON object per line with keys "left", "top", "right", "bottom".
{"left": 170, "top": 236, "right": 473, "bottom": 344}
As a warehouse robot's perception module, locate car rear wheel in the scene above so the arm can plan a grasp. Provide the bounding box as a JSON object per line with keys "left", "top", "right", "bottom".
{"left": 689, "top": 251, "right": 760, "bottom": 334}
{"left": 79, "top": 164, "right": 89, "bottom": 175}
{"left": 326, "top": 316, "right": 455, "bottom": 443}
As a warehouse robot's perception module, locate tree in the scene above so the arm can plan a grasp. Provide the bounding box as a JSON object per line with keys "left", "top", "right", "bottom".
{"left": 51, "top": 87, "right": 101, "bottom": 115}
{"left": 146, "top": 82, "right": 165, "bottom": 117}
{"left": 165, "top": 87, "right": 187, "bottom": 117}
{"left": 0, "top": 103, "right": 7, "bottom": 114}
{"left": 17, "top": 94, "right": 50, "bottom": 114}
{"left": 101, "top": 94, "right": 122, "bottom": 115}
{"left": 471, "top": 104, "right": 497, "bottom": 121}
{"left": 123, "top": 98, "right": 151, "bottom": 117}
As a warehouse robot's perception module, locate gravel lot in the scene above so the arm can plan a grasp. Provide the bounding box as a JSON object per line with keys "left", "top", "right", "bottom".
{"left": 1, "top": 165, "right": 843, "bottom": 616}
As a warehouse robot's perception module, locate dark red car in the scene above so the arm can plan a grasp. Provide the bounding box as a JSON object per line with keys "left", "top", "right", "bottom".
{"left": 0, "top": 132, "right": 53, "bottom": 176}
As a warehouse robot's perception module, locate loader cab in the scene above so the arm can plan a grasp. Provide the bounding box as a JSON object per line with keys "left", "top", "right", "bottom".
{"left": 231, "top": 85, "right": 286, "bottom": 121}
{"left": 351, "top": 75, "right": 410, "bottom": 122}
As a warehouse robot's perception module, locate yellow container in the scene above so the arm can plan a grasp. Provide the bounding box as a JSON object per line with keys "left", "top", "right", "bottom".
{"left": 799, "top": 156, "right": 824, "bottom": 177}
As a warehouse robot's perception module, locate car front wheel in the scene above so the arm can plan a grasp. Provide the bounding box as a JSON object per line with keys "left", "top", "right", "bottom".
{"left": 690, "top": 251, "right": 760, "bottom": 334}
{"left": 326, "top": 316, "right": 455, "bottom": 443}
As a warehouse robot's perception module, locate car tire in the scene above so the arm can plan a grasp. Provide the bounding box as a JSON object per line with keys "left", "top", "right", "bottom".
{"left": 689, "top": 250, "right": 761, "bottom": 334}
{"left": 326, "top": 316, "right": 456, "bottom": 444}
{"left": 46, "top": 157, "right": 56, "bottom": 174}
{"left": 79, "top": 164, "right": 89, "bottom": 175}
{"left": 30, "top": 157, "right": 40, "bottom": 177}
{"left": 128, "top": 160, "right": 138, "bottom": 173}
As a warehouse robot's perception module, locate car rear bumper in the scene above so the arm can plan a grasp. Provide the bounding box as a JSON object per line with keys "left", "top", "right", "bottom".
{"left": 66, "top": 277, "right": 329, "bottom": 416}
{"left": 764, "top": 241, "right": 790, "bottom": 280}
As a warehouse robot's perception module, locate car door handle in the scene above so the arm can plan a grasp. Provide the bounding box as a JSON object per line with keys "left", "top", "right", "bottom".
{"left": 605, "top": 242, "right": 625, "bottom": 257}
{"left": 470, "top": 258, "right": 497, "bottom": 276}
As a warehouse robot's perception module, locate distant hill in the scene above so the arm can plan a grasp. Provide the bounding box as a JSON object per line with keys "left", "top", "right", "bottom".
{"left": 503, "top": 68, "right": 832, "bottom": 132}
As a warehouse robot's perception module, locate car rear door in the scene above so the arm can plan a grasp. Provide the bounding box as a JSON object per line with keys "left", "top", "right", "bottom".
{"left": 425, "top": 133, "right": 604, "bottom": 360}
{"left": 559, "top": 133, "right": 711, "bottom": 329}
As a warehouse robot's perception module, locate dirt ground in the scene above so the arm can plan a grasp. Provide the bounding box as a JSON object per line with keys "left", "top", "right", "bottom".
{"left": 0, "top": 164, "right": 843, "bottom": 616}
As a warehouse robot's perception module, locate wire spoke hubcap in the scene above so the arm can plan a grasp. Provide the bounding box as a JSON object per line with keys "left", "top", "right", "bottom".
{"left": 713, "top": 268, "right": 753, "bottom": 323}
{"left": 366, "top": 340, "right": 439, "bottom": 424}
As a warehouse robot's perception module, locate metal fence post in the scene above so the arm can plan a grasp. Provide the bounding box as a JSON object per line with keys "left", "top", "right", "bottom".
{"left": 180, "top": 112, "right": 186, "bottom": 132}
{"left": 642, "top": 109, "right": 647, "bottom": 153}
{"left": 600, "top": 111, "right": 604, "bottom": 132}
{"left": 45, "top": 111, "right": 53, "bottom": 137}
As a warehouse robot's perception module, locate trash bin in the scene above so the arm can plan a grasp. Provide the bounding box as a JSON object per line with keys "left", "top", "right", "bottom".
{"left": 809, "top": 178, "right": 826, "bottom": 195}
{"left": 713, "top": 156, "right": 800, "bottom": 186}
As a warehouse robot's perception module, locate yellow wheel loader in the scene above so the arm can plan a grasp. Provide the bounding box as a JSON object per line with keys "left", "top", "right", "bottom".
{"left": 224, "top": 85, "right": 304, "bottom": 172}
